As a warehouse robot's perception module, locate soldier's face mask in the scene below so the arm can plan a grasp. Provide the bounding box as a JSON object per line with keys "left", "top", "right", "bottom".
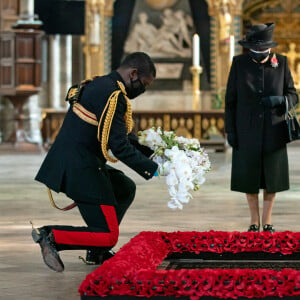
{"left": 126, "top": 77, "right": 146, "bottom": 99}
{"left": 249, "top": 48, "right": 271, "bottom": 62}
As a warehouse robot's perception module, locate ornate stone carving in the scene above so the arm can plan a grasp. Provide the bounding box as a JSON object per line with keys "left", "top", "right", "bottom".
{"left": 146, "top": 0, "right": 179, "bottom": 10}
{"left": 84, "top": 0, "right": 115, "bottom": 77}
{"left": 282, "top": 43, "right": 300, "bottom": 89}
{"left": 244, "top": 0, "right": 300, "bottom": 38}
{"left": 243, "top": 0, "right": 300, "bottom": 93}
{"left": 124, "top": 9, "right": 193, "bottom": 58}
{"left": 206, "top": 0, "right": 243, "bottom": 16}
{"left": 103, "top": 0, "right": 115, "bottom": 16}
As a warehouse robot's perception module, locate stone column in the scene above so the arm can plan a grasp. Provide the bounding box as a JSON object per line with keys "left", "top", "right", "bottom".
{"left": 60, "top": 35, "right": 73, "bottom": 108}
{"left": 84, "top": 0, "right": 115, "bottom": 78}
{"left": 49, "top": 35, "right": 61, "bottom": 108}
{"left": 206, "top": 0, "right": 243, "bottom": 108}
{"left": 103, "top": 1, "right": 114, "bottom": 74}
{"left": 19, "top": 0, "right": 35, "bottom": 16}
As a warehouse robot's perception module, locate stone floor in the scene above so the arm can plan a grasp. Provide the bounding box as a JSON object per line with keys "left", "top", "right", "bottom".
{"left": 0, "top": 144, "right": 299, "bottom": 299}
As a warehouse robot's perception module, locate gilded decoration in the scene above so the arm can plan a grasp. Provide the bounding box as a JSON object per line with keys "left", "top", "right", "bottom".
{"left": 206, "top": 0, "right": 243, "bottom": 16}
{"left": 84, "top": 0, "right": 115, "bottom": 77}
{"left": 146, "top": 0, "right": 179, "bottom": 10}
{"left": 193, "top": 115, "right": 201, "bottom": 141}
{"left": 243, "top": 0, "right": 300, "bottom": 91}
{"left": 41, "top": 110, "right": 226, "bottom": 151}
{"left": 186, "top": 118, "right": 194, "bottom": 130}
{"left": 206, "top": 0, "right": 243, "bottom": 100}
{"left": 202, "top": 118, "right": 209, "bottom": 130}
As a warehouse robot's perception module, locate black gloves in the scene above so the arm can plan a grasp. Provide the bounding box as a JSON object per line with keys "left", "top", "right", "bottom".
{"left": 227, "top": 133, "right": 238, "bottom": 149}
{"left": 261, "top": 96, "right": 285, "bottom": 108}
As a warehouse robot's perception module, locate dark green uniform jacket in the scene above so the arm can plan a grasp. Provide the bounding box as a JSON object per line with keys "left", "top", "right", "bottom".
{"left": 35, "top": 71, "right": 158, "bottom": 204}
{"left": 225, "top": 53, "right": 298, "bottom": 193}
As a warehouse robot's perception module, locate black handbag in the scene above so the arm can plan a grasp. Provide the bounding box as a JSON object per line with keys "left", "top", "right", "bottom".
{"left": 285, "top": 96, "right": 300, "bottom": 142}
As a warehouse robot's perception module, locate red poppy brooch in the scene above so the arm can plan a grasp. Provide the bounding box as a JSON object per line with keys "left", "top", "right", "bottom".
{"left": 271, "top": 53, "right": 279, "bottom": 68}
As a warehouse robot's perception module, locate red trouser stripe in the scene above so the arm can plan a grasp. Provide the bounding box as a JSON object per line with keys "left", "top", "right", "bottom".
{"left": 52, "top": 205, "right": 119, "bottom": 247}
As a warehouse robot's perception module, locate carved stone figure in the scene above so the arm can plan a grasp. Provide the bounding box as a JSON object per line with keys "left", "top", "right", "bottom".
{"left": 219, "top": 0, "right": 232, "bottom": 41}
{"left": 125, "top": 9, "right": 193, "bottom": 58}
{"left": 124, "top": 13, "right": 158, "bottom": 53}
{"left": 282, "top": 43, "right": 300, "bottom": 88}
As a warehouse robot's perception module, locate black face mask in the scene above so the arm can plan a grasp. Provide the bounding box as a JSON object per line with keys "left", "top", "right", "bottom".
{"left": 249, "top": 49, "right": 270, "bottom": 62}
{"left": 126, "top": 78, "right": 146, "bottom": 99}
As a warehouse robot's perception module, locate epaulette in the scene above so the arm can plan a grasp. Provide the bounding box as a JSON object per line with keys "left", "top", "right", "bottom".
{"left": 65, "top": 84, "right": 84, "bottom": 104}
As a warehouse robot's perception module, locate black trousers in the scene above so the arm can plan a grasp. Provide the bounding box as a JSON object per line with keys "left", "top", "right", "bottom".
{"left": 46, "top": 166, "right": 136, "bottom": 251}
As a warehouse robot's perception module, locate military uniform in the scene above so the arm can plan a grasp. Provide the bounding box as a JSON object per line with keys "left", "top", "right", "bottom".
{"left": 35, "top": 70, "right": 158, "bottom": 251}
{"left": 225, "top": 53, "right": 298, "bottom": 193}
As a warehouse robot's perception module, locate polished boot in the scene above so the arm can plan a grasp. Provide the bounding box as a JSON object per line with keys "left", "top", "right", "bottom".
{"left": 31, "top": 227, "right": 64, "bottom": 272}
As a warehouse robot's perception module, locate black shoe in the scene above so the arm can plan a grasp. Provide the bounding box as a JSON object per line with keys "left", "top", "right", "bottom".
{"left": 32, "top": 228, "right": 64, "bottom": 272}
{"left": 84, "top": 249, "right": 115, "bottom": 265}
{"left": 102, "top": 249, "right": 115, "bottom": 262}
{"left": 263, "top": 224, "right": 275, "bottom": 233}
{"left": 248, "top": 224, "right": 260, "bottom": 232}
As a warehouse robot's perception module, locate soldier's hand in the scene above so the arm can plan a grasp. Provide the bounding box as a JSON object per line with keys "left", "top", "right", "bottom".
{"left": 261, "top": 96, "right": 285, "bottom": 108}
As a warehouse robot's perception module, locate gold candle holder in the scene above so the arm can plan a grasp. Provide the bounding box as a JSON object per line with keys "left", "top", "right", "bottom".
{"left": 190, "top": 65, "right": 203, "bottom": 110}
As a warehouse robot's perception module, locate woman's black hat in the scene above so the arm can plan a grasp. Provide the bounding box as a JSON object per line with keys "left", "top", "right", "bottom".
{"left": 238, "top": 23, "right": 277, "bottom": 50}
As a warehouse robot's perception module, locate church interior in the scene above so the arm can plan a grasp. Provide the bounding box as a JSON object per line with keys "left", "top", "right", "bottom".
{"left": 1, "top": 0, "right": 300, "bottom": 152}
{"left": 0, "top": 1, "right": 300, "bottom": 299}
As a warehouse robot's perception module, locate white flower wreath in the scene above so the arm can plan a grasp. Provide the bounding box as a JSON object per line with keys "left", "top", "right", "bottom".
{"left": 138, "top": 127, "right": 211, "bottom": 209}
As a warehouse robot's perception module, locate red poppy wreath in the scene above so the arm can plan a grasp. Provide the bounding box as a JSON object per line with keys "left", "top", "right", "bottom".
{"left": 79, "top": 231, "right": 300, "bottom": 299}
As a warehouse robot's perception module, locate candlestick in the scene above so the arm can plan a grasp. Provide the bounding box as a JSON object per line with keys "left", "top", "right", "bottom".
{"left": 229, "top": 35, "right": 235, "bottom": 62}
{"left": 190, "top": 65, "right": 202, "bottom": 110}
{"left": 193, "top": 34, "right": 200, "bottom": 67}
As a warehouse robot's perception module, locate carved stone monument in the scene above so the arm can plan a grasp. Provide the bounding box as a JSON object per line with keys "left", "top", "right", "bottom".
{"left": 124, "top": 8, "right": 193, "bottom": 93}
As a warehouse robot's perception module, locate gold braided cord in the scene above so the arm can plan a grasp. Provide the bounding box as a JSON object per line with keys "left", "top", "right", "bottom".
{"left": 98, "top": 81, "right": 134, "bottom": 163}
{"left": 124, "top": 97, "right": 134, "bottom": 133}
{"left": 98, "top": 90, "right": 120, "bottom": 162}
{"left": 97, "top": 94, "right": 113, "bottom": 140}
{"left": 117, "top": 81, "right": 134, "bottom": 133}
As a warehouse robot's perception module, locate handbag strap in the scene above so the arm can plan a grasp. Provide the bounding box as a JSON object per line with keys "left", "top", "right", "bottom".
{"left": 285, "top": 96, "right": 288, "bottom": 120}
{"left": 285, "top": 96, "right": 297, "bottom": 119}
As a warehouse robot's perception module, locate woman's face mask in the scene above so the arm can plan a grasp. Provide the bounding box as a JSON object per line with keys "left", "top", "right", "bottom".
{"left": 249, "top": 48, "right": 271, "bottom": 62}
{"left": 126, "top": 77, "right": 146, "bottom": 99}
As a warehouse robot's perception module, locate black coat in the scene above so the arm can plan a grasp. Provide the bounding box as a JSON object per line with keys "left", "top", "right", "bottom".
{"left": 225, "top": 53, "right": 298, "bottom": 193}
{"left": 35, "top": 71, "right": 158, "bottom": 204}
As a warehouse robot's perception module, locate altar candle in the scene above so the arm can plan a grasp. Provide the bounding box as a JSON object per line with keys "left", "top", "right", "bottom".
{"left": 229, "top": 35, "right": 235, "bottom": 62}
{"left": 193, "top": 34, "right": 200, "bottom": 67}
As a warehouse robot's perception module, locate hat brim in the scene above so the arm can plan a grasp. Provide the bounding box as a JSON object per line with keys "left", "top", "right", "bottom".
{"left": 238, "top": 40, "right": 277, "bottom": 50}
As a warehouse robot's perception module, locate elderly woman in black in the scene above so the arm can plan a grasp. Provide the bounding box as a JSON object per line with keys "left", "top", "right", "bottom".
{"left": 225, "top": 23, "right": 298, "bottom": 233}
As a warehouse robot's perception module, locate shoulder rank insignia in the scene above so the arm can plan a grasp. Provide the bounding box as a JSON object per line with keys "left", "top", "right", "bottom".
{"left": 65, "top": 84, "right": 83, "bottom": 104}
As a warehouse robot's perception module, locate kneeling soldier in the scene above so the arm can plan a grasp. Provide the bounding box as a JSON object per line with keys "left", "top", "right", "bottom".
{"left": 32, "top": 52, "right": 158, "bottom": 272}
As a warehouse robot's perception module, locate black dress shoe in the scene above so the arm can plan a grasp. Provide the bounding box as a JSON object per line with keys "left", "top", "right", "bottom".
{"left": 32, "top": 228, "right": 64, "bottom": 272}
{"left": 248, "top": 224, "right": 260, "bottom": 232}
{"left": 84, "top": 249, "right": 115, "bottom": 265}
{"left": 263, "top": 224, "right": 275, "bottom": 233}
{"left": 102, "top": 249, "right": 115, "bottom": 262}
